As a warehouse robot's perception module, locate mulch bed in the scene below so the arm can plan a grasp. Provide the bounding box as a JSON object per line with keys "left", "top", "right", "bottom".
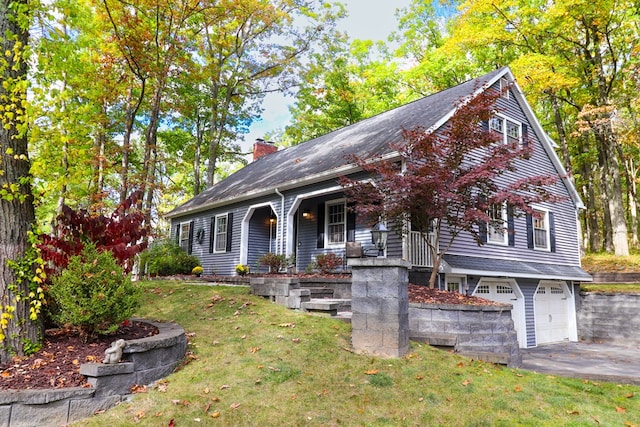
{"left": 0, "top": 321, "right": 158, "bottom": 391}
{"left": 408, "top": 284, "right": 500, "bottom": 305}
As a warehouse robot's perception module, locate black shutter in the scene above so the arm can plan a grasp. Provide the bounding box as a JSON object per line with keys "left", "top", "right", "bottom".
{"left": 526, "top": 214, "right": 534, "bottom": 249}
{"left": 226, "top": 213, "right": 233, "bottom": 252}
{"left": 209, "top": 217, "right": 215, "bottom": 253}
{"left": 478, "top": 195, "right": 487, "bottom": 244}
{"left": 175, "top": 224, "right": 180, "bottom": 244}
{"left": 188, "top": 220, "right": 194, "bottom": 254}
{"left": 549, "top": 212, "right": 556, "bottom": 253}
{"left": 317, "top": 203, "right": 325, "bottom": 249}
{"left": 346, "top": 203, "right": 356, "bottom": 242}
{"left": 507, "top": 204, "right": 515, "bottom": 246}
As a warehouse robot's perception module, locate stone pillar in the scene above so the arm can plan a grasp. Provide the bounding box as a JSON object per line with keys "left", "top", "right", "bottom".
{"left": 348, "top": 258, "right": 410, "bottom": 358}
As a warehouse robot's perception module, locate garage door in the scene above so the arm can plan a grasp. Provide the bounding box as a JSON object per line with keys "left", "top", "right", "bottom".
{"left": 473, "top": 280, "right": 525, "bottom": 347}
{"left": 535, "top": 281, "right": 570, "bottom": 344}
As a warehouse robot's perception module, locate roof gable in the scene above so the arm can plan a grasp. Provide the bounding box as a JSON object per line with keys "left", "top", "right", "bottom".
{"left": 166, "top": 67, "right": 582, "bottom": 218}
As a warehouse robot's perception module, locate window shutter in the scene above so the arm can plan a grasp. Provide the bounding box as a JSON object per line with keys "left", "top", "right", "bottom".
{"left": 209, "top": 217, "right": 215, "bottom": 253}
{"left": 226, "top": 213, "right": 233, "bottom": 252}
{"left": 507, "top": 204, "right": 515, "bottom": 247}
{"left": 347, "top": 203, "right": 356, "bottom": 242}
{"left": 526, "top": 214, "right": 534, "bottom": 249}
{"left": 317, "top": 203, "right": 325, "bottom": 248}
{"left": 549, "top": 212, "right": 556, "bottom": 252}
{"left": 478, "top": 195, "right": 487, "bottom": 243}
{"left": 188, "top": 220, "right": 194, "bottom": 254}
{"left": 175, "top": 224, "right": 180, "bottom": 244}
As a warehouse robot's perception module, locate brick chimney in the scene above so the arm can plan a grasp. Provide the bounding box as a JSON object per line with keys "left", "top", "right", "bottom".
{"left": 253, "top": 138, "right": 278, "bottom": 161}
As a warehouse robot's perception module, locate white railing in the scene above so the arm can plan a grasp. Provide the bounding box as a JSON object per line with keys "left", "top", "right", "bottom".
{"left": 408, "top": 231, "right": 436, "bottom": 268}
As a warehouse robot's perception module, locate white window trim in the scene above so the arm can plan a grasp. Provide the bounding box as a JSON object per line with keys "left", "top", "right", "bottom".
{"left": 487, "top": 202, "right": 508, "bottom": 246}
{"left": 179, "top": 221, "right": 190, "bottom": 252}
{"left": 490, "top": 113, "right": 522, "bottom": 147}
{"left": 213, "top": 213, "right": 228, "bottom": 253}
{"left": 325, "top": 198, "right": 346, "bottom": 248}
{"left": 532, "top": 207, "right": 550, "bottom": 252}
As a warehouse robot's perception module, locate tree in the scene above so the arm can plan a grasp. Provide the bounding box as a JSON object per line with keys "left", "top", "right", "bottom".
{"left": 0, "top": 0, "right": 43, "bottom": 361}
{"left": 341, "top": 87, "right": 558, "bottom": 288}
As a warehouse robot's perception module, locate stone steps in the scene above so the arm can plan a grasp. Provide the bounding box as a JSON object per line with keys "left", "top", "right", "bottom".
{"left": 301, "top": 299, "right": 351, "bottom": 317}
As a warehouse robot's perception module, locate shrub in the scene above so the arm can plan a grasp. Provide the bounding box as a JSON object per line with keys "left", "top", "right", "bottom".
{"left": 314, "top": 253, "right": 343, "bottom": 274}
{"left": 50, "top": 243, "right": 141, "bottom": 342}
{"left": 139, "top": 240, "right": 200, "bottom": 276}
{"left": 260, "top": 253, "right": 287, "bottom": 273}
{"left": 192, "top": 266, "right": 204, "bottom": 275}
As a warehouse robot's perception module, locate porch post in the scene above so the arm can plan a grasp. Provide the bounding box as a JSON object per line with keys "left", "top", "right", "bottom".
{"left": 348, "top": 258, "right": 410, "bottom": 358}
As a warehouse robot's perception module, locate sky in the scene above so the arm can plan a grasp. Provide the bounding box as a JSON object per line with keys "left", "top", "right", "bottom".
{"left": 243, "top": 0, "right": 412, "bottom": 152}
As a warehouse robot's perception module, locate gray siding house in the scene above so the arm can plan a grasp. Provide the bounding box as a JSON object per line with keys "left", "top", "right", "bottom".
{"left": 165, "top": 67, "right": 591, "bottom": 348}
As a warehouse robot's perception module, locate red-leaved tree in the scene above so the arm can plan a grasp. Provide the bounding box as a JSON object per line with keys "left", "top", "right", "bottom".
{"left": 341, "top": 87, "right": 561, "bottom": 288}
{"left": 38, "top": 190, "right": 149, "bottom": 278}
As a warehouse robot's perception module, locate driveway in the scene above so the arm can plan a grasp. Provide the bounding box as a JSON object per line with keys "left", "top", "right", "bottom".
{"left": 520, "top": 341, "right": 640, "bottom": 385}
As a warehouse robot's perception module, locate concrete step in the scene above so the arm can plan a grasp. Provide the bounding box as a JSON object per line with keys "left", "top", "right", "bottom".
{"left": 301, "top": 299, "right": 351, "bottom": 317}
{"left": 307, "top": 287, "right": 335, "bottom": 299}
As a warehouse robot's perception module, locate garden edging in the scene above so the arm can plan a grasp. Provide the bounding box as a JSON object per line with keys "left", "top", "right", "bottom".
{"left": 0, "top": 319, "right": 187, "bottom": 427}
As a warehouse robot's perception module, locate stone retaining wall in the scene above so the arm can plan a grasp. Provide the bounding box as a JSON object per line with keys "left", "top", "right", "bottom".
{"left": 409, "top": 302, "right": 521, "bottom": 367}
{"left": 577, "top": 292, "right": 640, "bottom": 346}
{"left": 0, "top": 320, "right": 187, "bottom": 427}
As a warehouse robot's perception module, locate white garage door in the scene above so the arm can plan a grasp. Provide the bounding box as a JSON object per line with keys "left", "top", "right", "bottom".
{"left": 473, "top": 280, "right": 526, "bottom": 348}
{"left": 535, "top": 281, "right": 570, "bottom": 344}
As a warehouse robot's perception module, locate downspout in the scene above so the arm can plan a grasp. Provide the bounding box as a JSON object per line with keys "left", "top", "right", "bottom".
{"left": 275, "top": 188, "right": 285, "bottom": 255}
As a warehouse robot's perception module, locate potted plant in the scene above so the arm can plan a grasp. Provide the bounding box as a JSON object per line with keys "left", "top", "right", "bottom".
{"left": 192, "top": 266, "right": 204, "bottom": 277}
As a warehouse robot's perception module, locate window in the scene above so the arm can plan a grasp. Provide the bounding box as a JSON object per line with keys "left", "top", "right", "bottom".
{"left": 326, "top": 199, "right": 346, "bottom": 246}
{"left": 499, "top": 77, "right": 510, "bottom": 99}
{"left": 533, "top": 208, "right": 549, "bottom": 250}
{"left": 490, "top": 114, "right": 521, "bottom": 146}
{"left": 487, "top": 203, "right": 508, "bottom": 245}
{"left": 179, "top": 222, "right": 190, "bottom": 252}
{"left": 214, "top": 214, "right": 228, "bottom": 253}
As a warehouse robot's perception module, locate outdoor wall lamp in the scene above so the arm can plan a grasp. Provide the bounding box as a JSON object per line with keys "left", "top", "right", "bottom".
{"left": 302, "top": 210, "right": 311, "bottom": 219}
{"left": 269, "top": 213, "right": 277, "bottom": 224}
{"left": 370, "top": 221, "right": 389, "bottom": 257}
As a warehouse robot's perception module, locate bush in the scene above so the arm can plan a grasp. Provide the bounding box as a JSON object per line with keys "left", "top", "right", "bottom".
{"left": 50, "top": 243, "right": 141, "bottom": 341}
{"left": 192, "top": 266, "right": 204, "bottom": 275}
{"left": 139, "top": 240, "right": 200, "bottom": 276}
{"left": 235, "top": 264, "right": 250, "bottom": 276}
{"left": 314, "top": 253, "right": 343, "bottom": 274}
{"left": 260, "top": 253, "right": 287, "bottom": 273}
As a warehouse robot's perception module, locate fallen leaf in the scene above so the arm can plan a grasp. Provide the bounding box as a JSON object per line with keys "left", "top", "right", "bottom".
{"left": 364, "top": 369, "right": 379, "bottom": 375}
{"left": 457, "top": 362, "right": 465, "bottom": 368}
{"left": 514, "top": 386, "right": 522, "bottom": 392}
{"left": 211, "top": 396, "right": 220, "bottom": 402}
{"left": 71, "top": 359, "right": 79, "bottom": 366}
{"left": 135, "top": 410, "right": 146, "bottom": 419}
{"left": 626, "top": 393, "right": 635, "bottom": 398}
{"left": 250, "top": 347, "right": 260, "bottom": 353}
{"left": 220, "top": 384, "right": 230, "bottom": 390}
{"left": 204, "top": 387, "right": 210, "bottom": 394}
{"left": 566, "top": 410, "right": 580, "bottom": 415}
{"left": 131, "top": 384, "right": 148, "bottom": 393}
{"left": 462, "top": 379, "right": 472, "bottom": 386}
{"left": 616, "top": 406, "right": 627, "bottom": 413}
{"left": 211, "top": 412, "right": 221, "bottom": 418}
{"left": 230, "top": 403, "right": 240, "bottom": 409}
{"left": 415, "top": 375, "right": 424, "bottom": 380}
{"left": 168, "top": 419, "right": 175, "bottom": 427}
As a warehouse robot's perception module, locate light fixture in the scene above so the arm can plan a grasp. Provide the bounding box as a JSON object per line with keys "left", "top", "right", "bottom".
{"left": 302, "top": 210, "right": 310, "bottom": 219}
{"left": 269, "top": 213, "right": 276, "bottom": 224}
{"left": 370, "top": 221, "right": 389, "bottom": 257}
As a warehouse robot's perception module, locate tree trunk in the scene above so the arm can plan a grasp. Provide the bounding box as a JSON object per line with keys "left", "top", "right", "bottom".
{"left": 0, "top": 0, "right": 41, "bottom": 362}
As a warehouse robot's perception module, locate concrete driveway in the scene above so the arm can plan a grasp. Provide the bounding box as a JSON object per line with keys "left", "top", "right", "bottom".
{"left": 520, "top": 341, "right": 640, "bottom": 385}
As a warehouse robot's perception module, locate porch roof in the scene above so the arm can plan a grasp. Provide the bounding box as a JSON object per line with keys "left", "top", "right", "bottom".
{"left": 442, "top": 254, "right": 593, "bottom": 282}
{"left": 166, "top": 68, "right": 509, "bottom": 218}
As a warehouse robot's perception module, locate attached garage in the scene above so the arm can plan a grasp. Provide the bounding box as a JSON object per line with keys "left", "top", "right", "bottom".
{"left": 473, "top": 279, "right": 527, "bottom": 348}
{"left": 534, "top": 281, "right": 574, "bottom": 344}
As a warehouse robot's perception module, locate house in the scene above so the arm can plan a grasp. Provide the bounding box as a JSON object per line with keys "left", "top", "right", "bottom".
{"left": 165, "top": 67, "right": 592, "bottom": 348}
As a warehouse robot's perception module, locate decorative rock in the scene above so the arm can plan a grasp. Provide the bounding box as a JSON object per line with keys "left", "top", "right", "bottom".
{"left": 103, "top": 339, "right": 127, "bottom": 364}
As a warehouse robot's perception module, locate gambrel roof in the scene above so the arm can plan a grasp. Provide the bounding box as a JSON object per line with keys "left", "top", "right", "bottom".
{"left": 166, "top": 67, "right": 582, "bottom": 219}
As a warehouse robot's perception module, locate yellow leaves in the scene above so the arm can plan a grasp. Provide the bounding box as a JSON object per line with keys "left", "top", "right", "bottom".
{"left": 364, "top": 369, "right": 379, "bottom": 375}
{"left": 615, "top": 406, "right": 627, "bottom": 413}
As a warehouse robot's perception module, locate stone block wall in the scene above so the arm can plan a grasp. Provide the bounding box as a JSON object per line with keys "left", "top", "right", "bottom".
{"left": 577, "top": 292, "right": 640, "bottom": 346}
{"left": 409, "top": 302, "right": 521, "bottom": 367}
{"left": 0, "top": 320, "right": 187, "bottom": 427}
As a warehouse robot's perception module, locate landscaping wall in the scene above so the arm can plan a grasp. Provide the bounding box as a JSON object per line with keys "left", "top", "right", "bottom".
{"left": 0, "top": 320, "right": 187, "bottom": 427}
{"left": 577, "top": 292, "right": 640, "bottom": 346}
{"left": 409, "top": 302, "right": 521, "bottom": 367}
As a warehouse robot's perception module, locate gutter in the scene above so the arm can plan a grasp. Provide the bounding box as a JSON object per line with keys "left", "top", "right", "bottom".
{"left": 275, "top": 188, "right": 285, "bottom": 255}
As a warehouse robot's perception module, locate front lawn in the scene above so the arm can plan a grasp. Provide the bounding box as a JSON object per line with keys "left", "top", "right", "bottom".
{"left": 79, "top": 280, "right": 639, "bottom": 426}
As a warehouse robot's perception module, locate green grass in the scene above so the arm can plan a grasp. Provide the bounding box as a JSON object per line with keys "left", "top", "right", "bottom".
{"left": 77, "top": 281, "right": 640, "bottom": 426}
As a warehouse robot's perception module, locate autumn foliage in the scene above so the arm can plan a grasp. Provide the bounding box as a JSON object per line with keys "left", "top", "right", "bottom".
{"left": 38, "top": 191, "right": 149, "bottom": 278}
{"left": 342, "top": 86, "right": 559, "bottom": 287}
